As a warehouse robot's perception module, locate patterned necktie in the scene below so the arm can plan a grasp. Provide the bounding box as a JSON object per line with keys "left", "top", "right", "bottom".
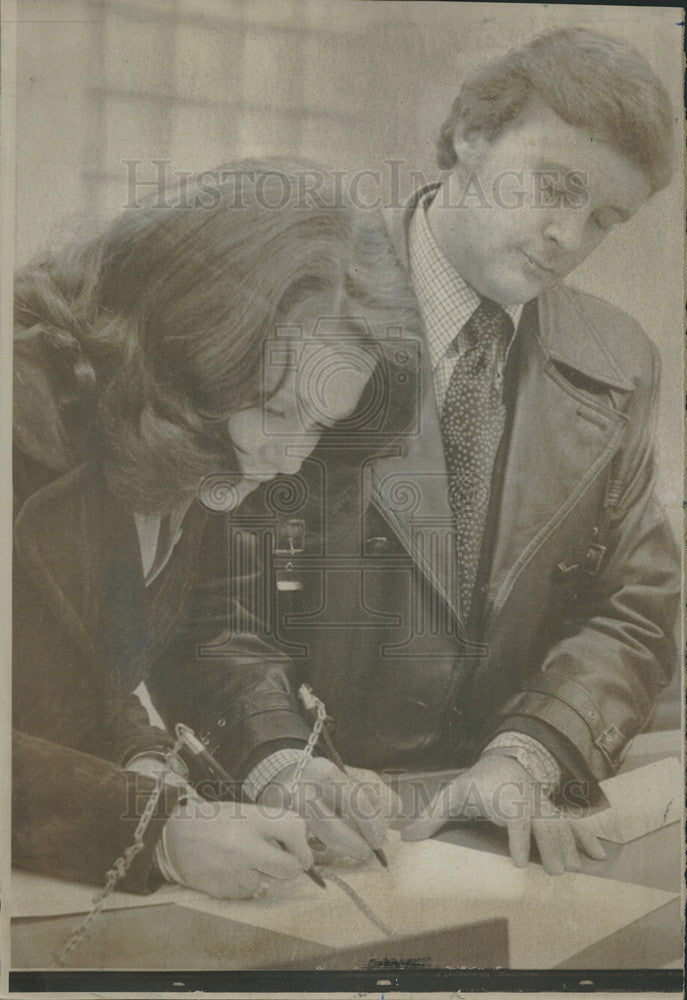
{"left": 440, "top": 298, "right": 514, "bottom": 621}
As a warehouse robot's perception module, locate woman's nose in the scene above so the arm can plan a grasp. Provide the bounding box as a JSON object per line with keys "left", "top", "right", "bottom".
{"left": 276, "top": 455, "right": 305, "bottom": 476}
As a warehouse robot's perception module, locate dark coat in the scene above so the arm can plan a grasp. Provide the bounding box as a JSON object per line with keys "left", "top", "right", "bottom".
{"left": 12, "top": 328, "right": 310, "bottom": 891}
{"left": 235, "top": 192, "right": 680, "bottom": 786}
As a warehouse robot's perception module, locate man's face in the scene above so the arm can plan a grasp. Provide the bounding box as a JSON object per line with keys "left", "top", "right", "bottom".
{"left": 428, "top": 99, "right": 651, "bottom": 305}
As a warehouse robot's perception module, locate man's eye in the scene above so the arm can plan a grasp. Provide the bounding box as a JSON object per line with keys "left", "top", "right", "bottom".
{"left": 265, "top": 406, "right": 286, "bottom": 418}
{"left": 592, "top": 212, "right": 614, "bottom": 232}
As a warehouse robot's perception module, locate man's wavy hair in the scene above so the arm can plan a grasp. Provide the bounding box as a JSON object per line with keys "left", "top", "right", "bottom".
{"left": 437, "top": 27, "right": 675, "bottom": 193}
{"left": 14, "top": 159, "right": 422, "bottom": 513}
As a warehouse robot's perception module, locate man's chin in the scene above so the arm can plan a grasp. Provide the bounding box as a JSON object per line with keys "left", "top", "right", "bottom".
{"left": 492, "top": 273, "right": 561, "bottom": 306}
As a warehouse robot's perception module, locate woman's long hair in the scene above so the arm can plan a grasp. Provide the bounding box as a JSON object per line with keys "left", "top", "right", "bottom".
{"left": 15, "top": 159, "right": 422, "bottom": 513}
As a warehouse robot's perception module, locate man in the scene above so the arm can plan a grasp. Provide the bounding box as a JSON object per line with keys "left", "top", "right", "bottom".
{"left": 247, "top": 27, "right": 679, "bottom": 875}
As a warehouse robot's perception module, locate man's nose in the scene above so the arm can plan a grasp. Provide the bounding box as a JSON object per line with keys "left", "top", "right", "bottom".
{"left": 541, "top": 209, "right": 588, "bottom": 253}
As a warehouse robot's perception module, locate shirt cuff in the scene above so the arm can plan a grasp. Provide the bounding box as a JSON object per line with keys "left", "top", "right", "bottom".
{"left": 125, "top": 750, "right": 190, "bottom": 789}
{"left": 242, "top": 748, "right": 305, "bottom": 802}
{"left": 481, "top": 731, "right": 562, "bottom": 787}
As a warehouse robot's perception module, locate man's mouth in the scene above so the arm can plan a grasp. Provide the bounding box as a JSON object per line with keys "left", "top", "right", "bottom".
{"left": 521, "top": 251, "right": 559, "bottom": 276}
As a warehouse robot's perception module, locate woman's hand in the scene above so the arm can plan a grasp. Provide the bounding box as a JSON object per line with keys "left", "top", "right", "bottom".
{"left": 259, "top": 758, "right": 401, "bottom": 866}
{"left": 157, "top": 797, "right": 314, "bottom": 899}
{"left": 402, "top": 754, "right": 606, "bottom": 875}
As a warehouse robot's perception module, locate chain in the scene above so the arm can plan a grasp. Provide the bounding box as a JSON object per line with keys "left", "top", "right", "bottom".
{"left": 289, "top": 691, "right": 394, "bottom": 940}
{"left": 287, "top": 684, "right": 327, "bottom": 798}
{"left": 325, "top": 871, "right": 394, "bottom": 937}
{"left": 55, "top": 735, "right": 184, "bottom": 967}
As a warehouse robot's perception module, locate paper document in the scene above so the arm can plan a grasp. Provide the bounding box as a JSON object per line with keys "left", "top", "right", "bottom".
{"left": 12, "top": 827, "right": 677, "bottom": 968}
{"left": 155, "top": 832, "right": 676, "bottom": 968}
{"left": 580, "top": 756, "right": 682, "bottom": 844}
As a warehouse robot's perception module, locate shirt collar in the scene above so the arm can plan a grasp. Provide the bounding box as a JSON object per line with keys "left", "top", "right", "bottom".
{"left": 134, "top": 495, "right": 194, "bottom": 586}
{"left": 409, "top": 190, "right": 523, "bottom": 371}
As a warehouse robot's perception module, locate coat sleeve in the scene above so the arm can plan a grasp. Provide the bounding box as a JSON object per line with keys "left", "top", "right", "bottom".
{"left": 12, "top": 480, "right": 179, "bottom": 891}
{"left": 12, "top": 542, "right": 175, "bottom": 765}
{"left": 146, "top": 518, "right": 312, "bottom": 779}
{"left": 490, "top": 345, "right": 680, "bottom": 783}
{"left": 13, "top": 730, "right": 179, "bottom": 893}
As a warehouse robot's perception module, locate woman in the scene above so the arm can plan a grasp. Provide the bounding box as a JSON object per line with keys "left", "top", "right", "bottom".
{"left": 12, "top": 160, "right": 420, "bottom": 898}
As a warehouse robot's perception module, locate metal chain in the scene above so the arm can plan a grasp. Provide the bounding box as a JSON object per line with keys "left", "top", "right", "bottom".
{"left": 291, "top": 685, "right": 395, "bottom": 940}
{"left": 325, "top": 871, "right": 394, "bottom": 938}
{"left": 54, "top": 702, "right": 393, "bottom": 964}
{"left": 55, "top": 736, "right": 184, "bottom": 967}
{"left": 57, "top": 692, "right": 325, "bottom": 965}
{"left": 287, "top": 684, "right": 327, "bottom": 797}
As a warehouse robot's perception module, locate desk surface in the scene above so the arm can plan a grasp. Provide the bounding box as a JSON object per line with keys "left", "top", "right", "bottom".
{"left": 11, "top": 731, "right": 683, "bottom": 973}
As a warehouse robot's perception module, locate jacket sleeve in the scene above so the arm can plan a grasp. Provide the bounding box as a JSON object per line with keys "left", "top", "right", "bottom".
{"left": 12, "top": 547, "right": 175, "bottom": 765}
{"left": 146, "top": 518, "right": 311, "bottom": 779}
{"left": 12, "top": 500, "right": 179, "bottom": 890}
{"left": 491, "top": 345, "right": 680, "bottom": 783}
{"left": 13, "top": 730, "right": 180, "bottom": 893}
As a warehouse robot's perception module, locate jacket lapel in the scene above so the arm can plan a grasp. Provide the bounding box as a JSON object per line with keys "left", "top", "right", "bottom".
{"left": 371, "top": 187, "right": 463, "bottom": 624}
{"left": 485, "top": 288, "right": 631, "bottom": 624}
{"left": 369, "top": 350, "right": 462, "bottom": 623}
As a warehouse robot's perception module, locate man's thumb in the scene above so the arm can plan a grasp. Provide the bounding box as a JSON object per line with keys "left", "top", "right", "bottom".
{"left": 401, "top": 810, "right": 446, "bottom": 841}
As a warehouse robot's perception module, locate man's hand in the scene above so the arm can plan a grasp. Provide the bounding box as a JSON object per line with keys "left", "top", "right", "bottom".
{"left": 259, "top": 757, "right": 401, "bottom": 866}
{"left": 402, "top": 753, "right": 606, "bottom": 875}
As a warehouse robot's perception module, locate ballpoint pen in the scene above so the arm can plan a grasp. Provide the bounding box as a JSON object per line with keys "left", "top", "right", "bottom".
{"left": 175, "top": 724, "right": 327, "bottom": 889}
{"left": 318, "top": 720, "right": 388, "bottom": 869}
{"left": 297, "top": 686, "right": 389, "bottom": 870}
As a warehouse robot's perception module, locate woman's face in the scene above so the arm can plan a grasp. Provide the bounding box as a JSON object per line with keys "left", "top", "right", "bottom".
{"left": 226, "top": 338, "right": 373, "bottom": 505}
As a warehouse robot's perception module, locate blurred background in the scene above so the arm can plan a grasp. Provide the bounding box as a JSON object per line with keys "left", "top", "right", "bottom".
{"left": 14, "top": 0, "right": 683, "bottom": 523}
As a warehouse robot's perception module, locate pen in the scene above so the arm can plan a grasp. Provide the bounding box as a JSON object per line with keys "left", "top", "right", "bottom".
{"left": 318, "top": 721, "right": 388, "bottom": 869}
{"left": 175, "top": 724, "right": 327, "bottom": 890}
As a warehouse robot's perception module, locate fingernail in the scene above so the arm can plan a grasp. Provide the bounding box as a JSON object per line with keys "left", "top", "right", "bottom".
{"left": 307, "top": 836, "right": 327, "bottom": 852}
{"left": 349, "top": 849, "right": 372, "bottom": 863}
